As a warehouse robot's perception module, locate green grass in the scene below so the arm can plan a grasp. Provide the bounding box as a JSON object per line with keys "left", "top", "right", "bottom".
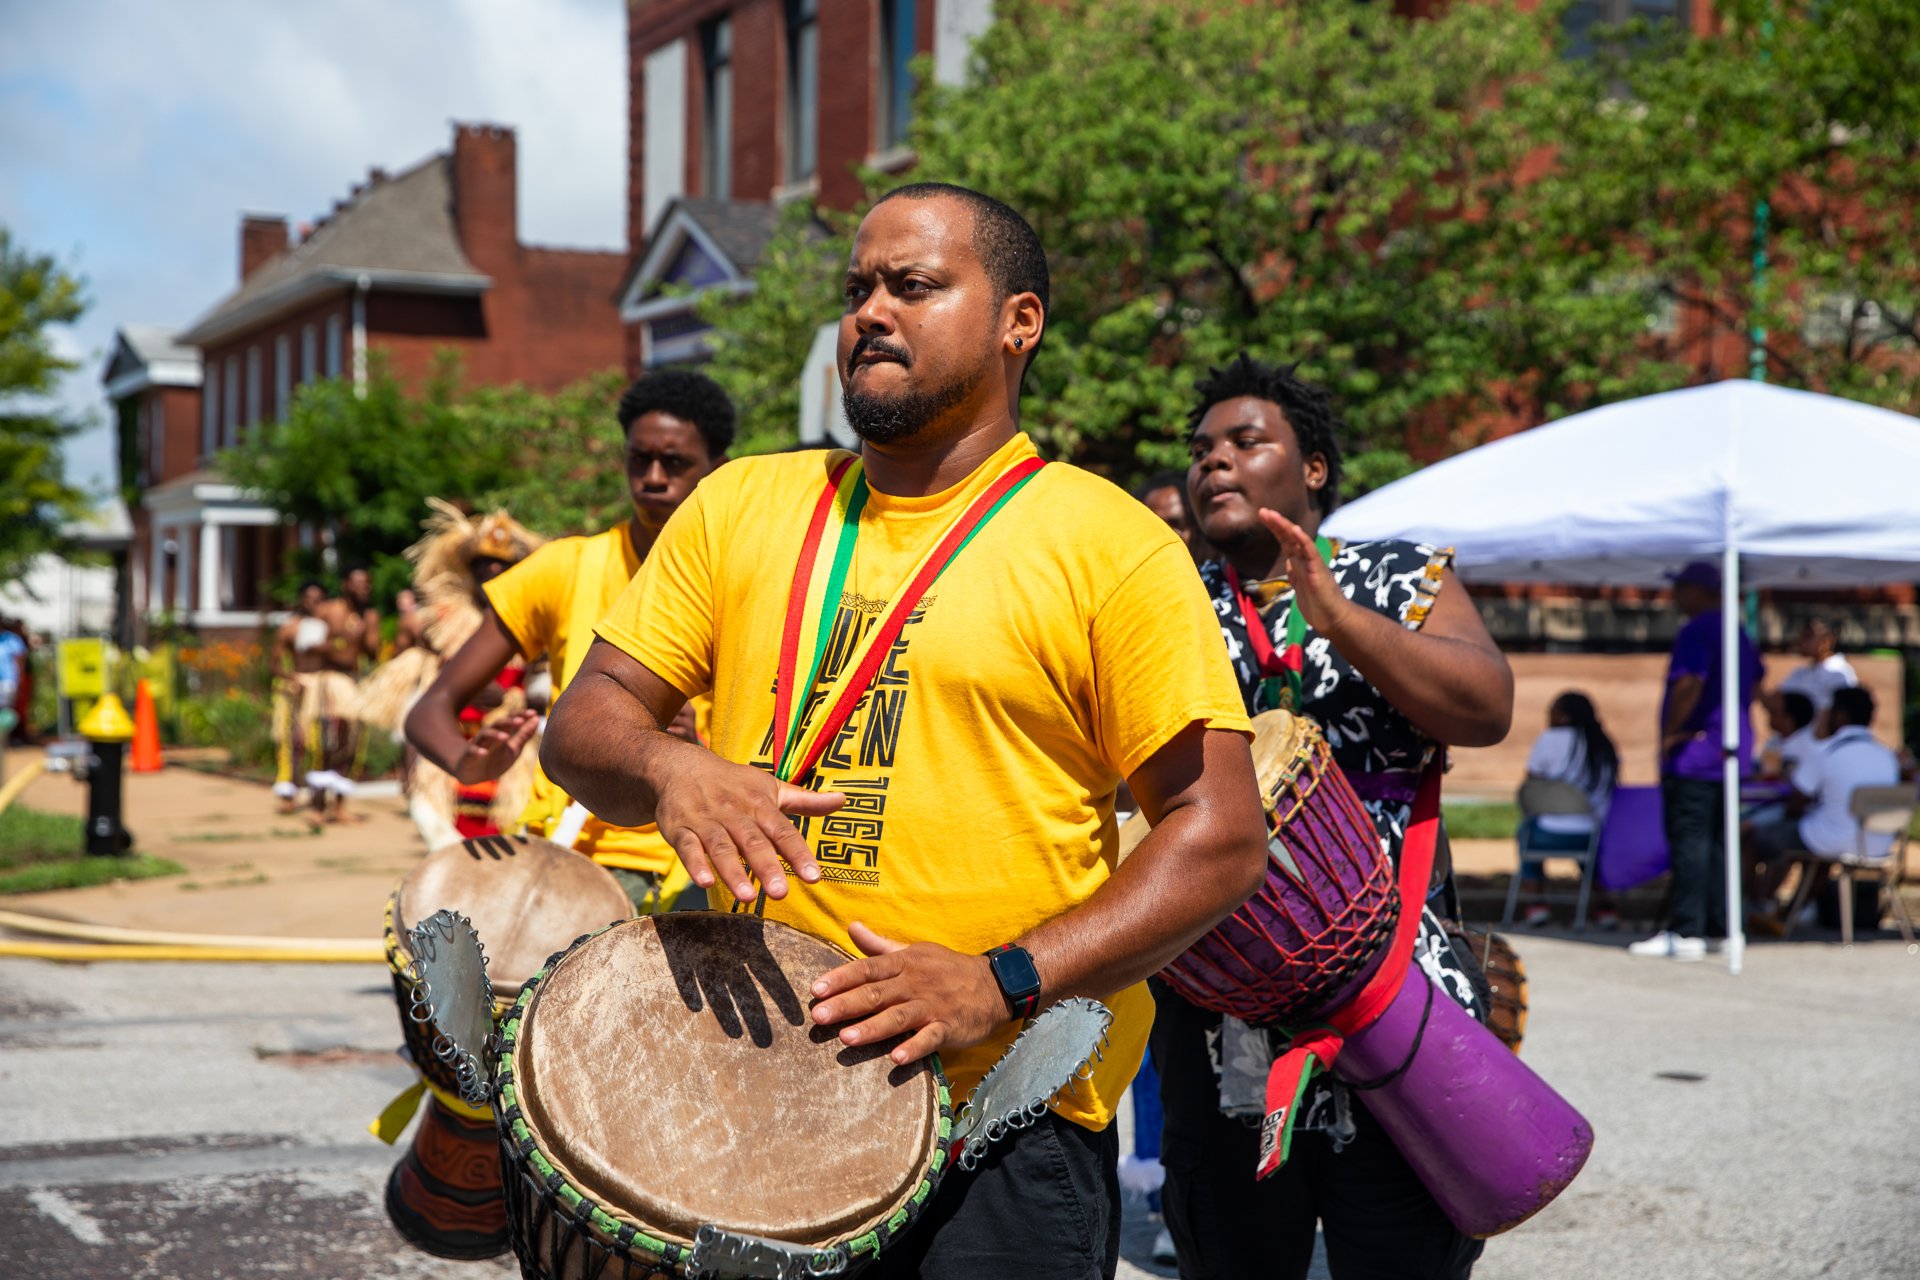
{"left": 0, "top": 805, "right": 85, "bottom": 868}
{"left": 1442, "top": 802, "right": 1521, "bottom": 841}
{"left": 0, "top": 854, "right": 186, "bottom": 895}
{"left": 0, "top": 803, "right": 185, "bottom": 893}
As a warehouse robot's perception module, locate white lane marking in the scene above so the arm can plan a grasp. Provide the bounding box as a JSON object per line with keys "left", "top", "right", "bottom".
{"left": 27, "top": 1187, "right": 109, "bottom": 1245}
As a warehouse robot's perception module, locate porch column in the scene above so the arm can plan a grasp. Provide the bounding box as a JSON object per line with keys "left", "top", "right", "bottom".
{"left": 175, "top": 524, "right": 194, "bottom": 615}
{"left": 148, "top": 522, "right": 166, "bottom": 619}
{"left": 199, "top": 520, "right": 220, "bottom": 619}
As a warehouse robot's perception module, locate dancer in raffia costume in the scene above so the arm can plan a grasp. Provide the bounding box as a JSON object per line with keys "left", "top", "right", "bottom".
{"left": 359, "top": 500, "right": 544, "bottom": 850}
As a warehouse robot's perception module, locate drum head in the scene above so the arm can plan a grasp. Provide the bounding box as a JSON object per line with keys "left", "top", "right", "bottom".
{"left": 392, "top": 835, "right": 632, "bottom": 996}
{"left": 514, "top": 913, "right": 941, "bottom": 1248}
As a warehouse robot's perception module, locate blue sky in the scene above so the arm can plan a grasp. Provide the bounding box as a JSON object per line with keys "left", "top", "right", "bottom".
{"left": 0, "top": 0, "right": 628, "bottom": 499}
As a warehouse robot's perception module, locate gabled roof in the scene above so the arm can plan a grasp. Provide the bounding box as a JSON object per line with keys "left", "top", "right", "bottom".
{"left": 102, "top": 325, "right": 202, "bottom": 400}
{"left": 178, "top": 155, "right": 492, "bottom": 348}
{"left": 617, "top": 197, "right": 780, "bottom": 321}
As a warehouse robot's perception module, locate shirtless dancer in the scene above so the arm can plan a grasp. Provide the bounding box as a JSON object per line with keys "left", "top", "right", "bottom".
{"left": 296, "top": 572, "right": 380, "bottom": 823}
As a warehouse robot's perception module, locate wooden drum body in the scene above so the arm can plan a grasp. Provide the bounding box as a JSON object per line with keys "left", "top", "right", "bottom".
{"left": 383, "top": 834, "right": 633, "bottom": 1260}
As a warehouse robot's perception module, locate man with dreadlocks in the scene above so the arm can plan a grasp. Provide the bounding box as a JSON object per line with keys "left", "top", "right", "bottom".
{"left": 405, "top": 369, "right": 735, "bottom": 912}
{"left": 359, "top": 501, "right": 545, "bottom": 848}
{"left": 1153, "top": 353, "right": 1512, "bottom": 1280}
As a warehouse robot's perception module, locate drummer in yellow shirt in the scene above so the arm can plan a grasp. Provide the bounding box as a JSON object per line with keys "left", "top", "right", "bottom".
{"left": 405, "top": 369, "right": 733, "bottom": 910}
{"left": 543, "top": 184, "right": 1268, "bottom": 1279}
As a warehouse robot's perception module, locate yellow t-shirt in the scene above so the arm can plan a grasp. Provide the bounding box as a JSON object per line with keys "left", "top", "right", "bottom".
{"left": 486, "top": 524, "right": 688, "bottom": 874}
{"left": 594, "top": 433, "right": 1249, "bottom": 1130}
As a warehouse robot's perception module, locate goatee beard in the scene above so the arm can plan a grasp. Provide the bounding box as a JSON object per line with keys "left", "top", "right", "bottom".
{"left": 844, "top": 369, "right": 979, "bottom": 445}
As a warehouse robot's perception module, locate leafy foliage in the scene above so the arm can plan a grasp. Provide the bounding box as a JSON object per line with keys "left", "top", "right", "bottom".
{"left": 219, "top": 355, "right": 634, "bottom": 602}
{"left": 0, "top": 227, "right": 92, "bottom": 585}
{"left": 1552, "top": 0, "right": 1920, "bottom": 406}
{"left": 697, "top": 0, "right": 1920, "bottom": 491}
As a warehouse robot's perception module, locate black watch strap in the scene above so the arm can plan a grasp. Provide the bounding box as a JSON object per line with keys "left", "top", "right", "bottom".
{"left": 985, "top": 943, "right": 1042, "bottom": 1020}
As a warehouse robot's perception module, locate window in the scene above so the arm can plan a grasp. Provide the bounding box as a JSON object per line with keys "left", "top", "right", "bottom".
{"left": 301, "top": 324, "right": 317, "bottom": 382}
{"left": 325, "top": 315, "right": 344, "bottom": 377}
{"left": 877, "top": 0, "right": 916, "bottom": 152}
{"left": 701, "top": 18, "right": 734, "bottom": 199}
{"left": 245, "top": 346, "right": 262, "bottom": 430}
{"left": 274, "top": 335, "right": 291, "bottom": 419}
{"left": 785, "top": 0, "right": 819, "bottom": 183}
{"left": 202, "top": 369, "right": 218, "bottom": 458}
{"left": 1565, "top": 0, "right": 1686, "bottom": 58}
{"left": 223, "top": 356, "right": 239, "bottom": 448}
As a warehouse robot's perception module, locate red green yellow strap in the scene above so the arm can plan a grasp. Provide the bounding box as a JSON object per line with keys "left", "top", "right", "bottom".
{"left": 772, "top": 453, "right": 1047, "bottom": 785}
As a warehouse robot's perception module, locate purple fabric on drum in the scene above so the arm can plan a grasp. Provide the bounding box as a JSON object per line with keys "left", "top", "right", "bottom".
{"left": 1334, "top": 969, "right": 1594, "bottom": 1238}
{"left": 1341, "top": 769, "right": 1421, "bottom": 806}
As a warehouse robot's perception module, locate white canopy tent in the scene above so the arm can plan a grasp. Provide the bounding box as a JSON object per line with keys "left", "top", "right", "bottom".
{"left": 1324, "top": 380, "right": 1920, "bottom": 972}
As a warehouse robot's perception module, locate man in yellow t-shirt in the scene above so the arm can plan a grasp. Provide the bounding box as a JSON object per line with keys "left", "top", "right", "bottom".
{"left": 405, "top": 369, "right": 733, "bottom": 909}
{"left": 543, "top": 184, "right": 1266, "bottom": 1279}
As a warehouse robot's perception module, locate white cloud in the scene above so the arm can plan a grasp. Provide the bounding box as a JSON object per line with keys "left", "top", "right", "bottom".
{"left": 0, "top": 0, "right": 629, "bottom": 495}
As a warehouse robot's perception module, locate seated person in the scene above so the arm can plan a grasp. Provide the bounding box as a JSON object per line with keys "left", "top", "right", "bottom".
{"left": 1748, "top": 686, "right": 1902, "bottom": 932}
{"left": 1769, "top": 619, "right": 1858, "bottom": 736}
{"left": 1514, "top": 691, "right": 1618, "bottom": 927}
{"left": 1757, "top": 690, "right": 1819, "bottom": 782}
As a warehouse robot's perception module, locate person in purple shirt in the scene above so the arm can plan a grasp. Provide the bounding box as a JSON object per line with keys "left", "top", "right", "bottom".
{"left": 1630, "top": 560, "right": 1765, "bottom": 960}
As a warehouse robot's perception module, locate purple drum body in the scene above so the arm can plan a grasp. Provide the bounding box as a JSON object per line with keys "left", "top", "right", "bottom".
{"left": 1161, "top": 714, "right": 1397, "bottom": 1026}
{"left": 1162, "top": 711, "right": 1594, "bottom": 1239}
{"left": 1339, "top": 969, "right": 1593, "bottom": 1238}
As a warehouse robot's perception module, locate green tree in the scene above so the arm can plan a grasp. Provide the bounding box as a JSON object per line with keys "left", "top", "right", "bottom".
{"left": 1551, "top": 0, "right": 1920, "bottom": 407}
{"left": 0, "top": 227, "right": 92, "bottom": 587}
{"left": 219, "top": 357, "right": 636, "bottom": 601}
{"left": 701, "top": 0, "right": 1688, "bottom": 487}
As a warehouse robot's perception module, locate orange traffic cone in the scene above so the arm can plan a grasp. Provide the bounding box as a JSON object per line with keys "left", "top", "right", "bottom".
{"left": 130, "top": 678, "right": 164, "bottom": 773}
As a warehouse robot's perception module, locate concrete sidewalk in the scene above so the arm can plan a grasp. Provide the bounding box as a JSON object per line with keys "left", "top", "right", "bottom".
{"left": 3, "top": 751, "right": 425, "bottom": 939}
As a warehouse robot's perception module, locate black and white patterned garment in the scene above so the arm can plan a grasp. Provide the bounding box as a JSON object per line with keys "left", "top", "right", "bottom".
{"left": 1200, "top": 537, "right": 1487, "bottom": 1147}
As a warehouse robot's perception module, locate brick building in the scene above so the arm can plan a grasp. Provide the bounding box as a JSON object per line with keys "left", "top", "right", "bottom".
{"left": 120, "top": 122, "right": 626, "bottom": 635}
{"left": 617, "top": 0, "right": 993, "bottom": 366}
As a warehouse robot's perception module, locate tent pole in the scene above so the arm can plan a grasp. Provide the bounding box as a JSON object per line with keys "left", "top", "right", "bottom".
{"left": 1723, "top": 543, "right": 1745, "bottom": 975}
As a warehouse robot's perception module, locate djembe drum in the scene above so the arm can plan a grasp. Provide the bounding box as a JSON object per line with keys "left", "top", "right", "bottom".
{"left": 383, "top": 834, "right": 633, "bottom": 1259}
{"left": 493, "top": 912, "right": 951, "bottom": 1278}
{"left": 1450, "top": 924, "right": 1529, "bottom": 1054}
{"left": 1161, "top": 711, "right": 1591, "bottom": 1239}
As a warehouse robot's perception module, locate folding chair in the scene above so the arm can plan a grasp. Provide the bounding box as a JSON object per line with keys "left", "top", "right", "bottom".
{"left": 1502, "top": 778, "right": 1600, "bottom": 931}
{"left": 1779, "top": 783, "right": 1918, "bottom": 950}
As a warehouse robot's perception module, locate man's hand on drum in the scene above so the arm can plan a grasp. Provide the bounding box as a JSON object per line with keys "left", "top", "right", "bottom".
{"left": 451, "top": 707, "right": 541, "bottom": 784}
{"left": 809, "top": 922, "right": 1008, "bottom": 1066}
{"left": 656, "top": 752, "right": 844, "bottom": 904}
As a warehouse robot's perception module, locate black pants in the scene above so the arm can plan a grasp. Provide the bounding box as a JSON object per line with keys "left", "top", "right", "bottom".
{"left": 1663, "top": 775, "right": 1728, "bottom": 938}
{"left": 864, "top": 1110, "right": 1120, "bottom": 1280}
{"left": 1150, "top": 981, "right": 1481, "bottom": 1280}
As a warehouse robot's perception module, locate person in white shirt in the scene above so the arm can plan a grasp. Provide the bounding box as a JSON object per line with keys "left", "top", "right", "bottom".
{"left": 1515, "top": 691, "right": 1618, "bottom": 926}
{"left": 1771, "top": 619, "right": 1858, "bottom": 734}
{"left": 1747, "top": 685, "right": 1903, "bottom": 932}
{"left": 1757, "top": 691, "right": 1820, "bottom": 782}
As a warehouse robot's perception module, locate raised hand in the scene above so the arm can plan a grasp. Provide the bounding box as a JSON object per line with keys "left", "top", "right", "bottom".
{"left": 1257, "top": 507, "right": 1352, "bottom": 640}
{"left": 451, "top": 708, "right": 541, "bottom": 784}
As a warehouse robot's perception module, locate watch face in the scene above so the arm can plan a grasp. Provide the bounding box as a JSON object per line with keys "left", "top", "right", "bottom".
{"left": 993, "top": 946, "right": 1041, "bottom": 999}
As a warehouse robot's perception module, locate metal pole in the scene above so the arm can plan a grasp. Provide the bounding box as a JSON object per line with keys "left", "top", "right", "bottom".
{"left": 1722, "top": 545, "right": 1744, "bottom": 975}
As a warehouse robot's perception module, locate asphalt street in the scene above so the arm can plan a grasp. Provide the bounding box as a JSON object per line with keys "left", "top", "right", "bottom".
{"left": 0, "top": 932, "right": 1913, "bottom": 1278}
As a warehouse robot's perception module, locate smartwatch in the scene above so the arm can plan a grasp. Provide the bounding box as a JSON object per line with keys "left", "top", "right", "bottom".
{"left": 984, "top": 943, "right": 1042, "bottom": 1020}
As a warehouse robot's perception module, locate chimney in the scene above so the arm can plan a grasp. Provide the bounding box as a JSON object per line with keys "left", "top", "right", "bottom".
{"left": 240, "top": 214, "right": 290, "bottom": 281}
{"left": 450, "top": 122, "right": 519, "bottom": 269}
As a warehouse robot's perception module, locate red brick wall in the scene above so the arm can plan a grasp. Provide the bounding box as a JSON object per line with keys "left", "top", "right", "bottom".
{"left": 733, "top": 0, "right": 781, "bottom": 199}
{"left": 152, "top": 385, "right": 204, "bottom": 484}
{"left": 817, "top": 0, "right": 876, "bottom": 208}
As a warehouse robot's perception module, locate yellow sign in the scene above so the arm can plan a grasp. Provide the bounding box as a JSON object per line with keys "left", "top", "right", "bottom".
{"left": 58, "top": 637, "right": 108, "bottom": 698}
